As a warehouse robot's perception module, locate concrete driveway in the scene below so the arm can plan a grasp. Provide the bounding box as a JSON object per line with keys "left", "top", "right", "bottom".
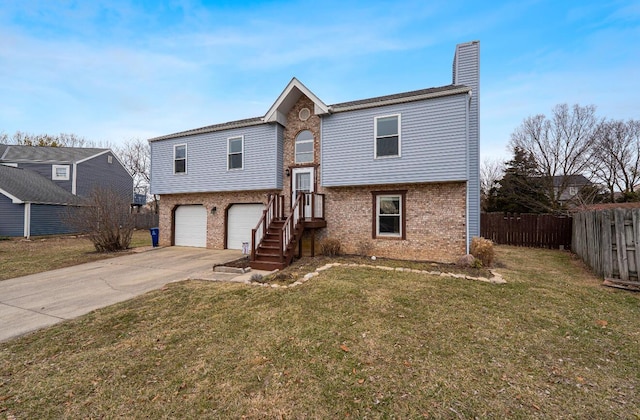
{"left": 0, "top": 247, "right": 243, "bottom": 342}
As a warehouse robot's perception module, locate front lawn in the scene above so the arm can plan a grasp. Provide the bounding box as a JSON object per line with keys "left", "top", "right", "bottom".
{"left": 1, "top": 246, "right": 638, "bottom": 418}
{"left": 0, "top": 230, "right": 152, "bottom": 281}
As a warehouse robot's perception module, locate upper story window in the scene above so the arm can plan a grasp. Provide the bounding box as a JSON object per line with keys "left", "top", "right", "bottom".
{"left": 174, "top": 144, "right": 187, "bottom": 174}
{"left": 52, "top": 164, "right": 70, "bottom": 181}
{"left": 295, "top": 130, "right": 314, "bottom": 163}
{"left": 228, "top": 136, "right": 244, "bottom": 170}
{"left": 374, "top": 114, "right": 401, "bottom": 159}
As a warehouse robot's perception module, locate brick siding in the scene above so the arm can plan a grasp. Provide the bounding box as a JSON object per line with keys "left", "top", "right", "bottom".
{"left": 323, "top": 182, "right": 467, "bottom": 263}
{"left": 157, "top": 190, "right": 277, "bottom": 248}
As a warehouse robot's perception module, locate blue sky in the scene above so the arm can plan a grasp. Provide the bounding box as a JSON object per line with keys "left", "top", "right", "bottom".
{"left": 0, "top": 0, "right": 638, "bottom": 161}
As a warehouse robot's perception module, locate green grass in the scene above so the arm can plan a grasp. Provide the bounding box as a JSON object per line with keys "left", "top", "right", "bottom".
{"left": 1, "top": 246, "right": 639, "bottom": 418}
{"left": 0, "top": 230, "right": 152, "bottom": 281}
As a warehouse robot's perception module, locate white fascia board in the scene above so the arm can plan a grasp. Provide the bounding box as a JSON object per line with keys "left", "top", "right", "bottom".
{"left": 0, "top": 187, "right": 23, "bottom": 203}
{"left": 263, "top": 77, "right": 329, "bottom": 123}
{"left": 330, "top": 87, "right": 471, "bottom": 113}
{"left": 75, "top": 149, "right": 109, "bottom": 164}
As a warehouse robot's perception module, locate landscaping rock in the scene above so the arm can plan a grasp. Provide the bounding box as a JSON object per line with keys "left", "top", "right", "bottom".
{"left": 456, "top": 254, "right": 476, "bottom": 267}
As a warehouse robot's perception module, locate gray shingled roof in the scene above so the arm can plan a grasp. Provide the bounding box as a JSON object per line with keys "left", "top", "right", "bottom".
{"left": 0, "top": 144, "right": 107, "bottom": 163}
{"left": 148, "top": 117, "right": 264, "bottom": 142}
{"left": 148, "top": 83, "right": 470, "bottom": 142}
{"left": 330, "top": 84, "right": 468, "bottom": 110}
{"left": 0, "top": 165, "right": 83, "bottom": 205}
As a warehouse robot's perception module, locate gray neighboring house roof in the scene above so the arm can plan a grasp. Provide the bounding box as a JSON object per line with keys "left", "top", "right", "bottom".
{"left": 148, "top": 83, "right": 470, "bottom": 142}
{"left": 552, "top": 174, "right": 591, "bottom": 187}
{"left": 0, "top": 144, "right": 108, "bottom": 163}
{"left": 0, "top": 165, "right": 83, "bottom": 205}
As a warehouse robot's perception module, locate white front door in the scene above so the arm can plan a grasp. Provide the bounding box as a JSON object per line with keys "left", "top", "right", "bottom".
{"left": 292, "top": 167, "right": 314, "bottom": 218}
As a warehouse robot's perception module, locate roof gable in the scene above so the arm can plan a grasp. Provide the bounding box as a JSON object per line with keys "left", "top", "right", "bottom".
{"left": 263, "top": 77, "right": 329, "bottom": 125}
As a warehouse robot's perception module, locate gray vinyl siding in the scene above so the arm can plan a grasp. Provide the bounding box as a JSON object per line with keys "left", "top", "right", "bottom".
{"left": 321, "top": 94, "right": 469, "bottom": 187}
{"left": 0, "top": 195, "right": 24, "bottom": 237}
{"left": 275, "top": 124, "right": 284, "bottom": 189}
{"left": 30, "top": 204, "right": 78, "bottom": 236}
{"left": 15, "top": 162, "right": 73, "bottom": 193}
{"left": 454, "top": 41, "right": 480, "bottom": 239}
{"left": 151, "top": 123, "right": 279, "bottom": 194}
{"left": 76, "top": 152, "right": 133, "bottom": 202}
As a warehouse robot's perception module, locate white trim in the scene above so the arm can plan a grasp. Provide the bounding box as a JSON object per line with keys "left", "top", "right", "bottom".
{"left": 24, "top": 202, "right": 31, "bottom": 238}
{"left": 173, "top": 144, "right": 187, "bottom": 174}
{"left": 374, "top": 114, "right": 401, "bottom": 159}
{"left": 331, "top": 86, "right": 470, "bottom": 113}
{"left": 52, "top": 164, "right": 70, "bottom": 180}
{"left": 227, "top": 136, "right": 244, "bottom": 171}
{"left": 375, "top": 194, "right": 402, "bottom": 238}
{"left": 1, "top": 162, "right": 17, "bottom": 167}
{"left": 0, "top": 187, "right": 23, "bottom": 203}
{"left": 72, "top": 162, "right": 78, "bottom": 194}
{"left": 263, "top": 77, "right": 329, "bottom": 124}
{"left": 292, "top": 167, "right": 315, "bottom": 217}
{"left": 75, "top": 149, "right": 110, "bottom": 164}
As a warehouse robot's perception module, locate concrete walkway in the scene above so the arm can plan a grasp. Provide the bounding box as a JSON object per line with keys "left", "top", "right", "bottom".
{"left": 0, "top": 247, "right": 243, "bottom": 342}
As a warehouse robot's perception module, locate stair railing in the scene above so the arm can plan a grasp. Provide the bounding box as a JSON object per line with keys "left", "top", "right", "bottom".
{"left": 280, "top": 192, "right": 305, "bottom": 261}
{"left": 251, "top": 194, "right": 280, "bottom": 261}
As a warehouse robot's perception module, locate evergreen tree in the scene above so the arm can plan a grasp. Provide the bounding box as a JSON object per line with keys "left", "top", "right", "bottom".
{"left": 486, "top": 147, "right": 551, "bottom": 213}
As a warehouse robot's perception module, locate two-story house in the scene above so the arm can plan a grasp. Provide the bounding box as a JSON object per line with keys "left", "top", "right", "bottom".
{"left": 0, "top": 145, "right": 133, "bottom": 237}
{"left": 150, "top": 41, "right": 480, "bottom": 269}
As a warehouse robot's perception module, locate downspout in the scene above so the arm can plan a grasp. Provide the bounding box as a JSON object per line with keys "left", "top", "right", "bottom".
{"left": 24, "top": 202, "right": 31, "bottom": 239}
{"left": 72, "top": 163, "right": 78, "bottom": 195}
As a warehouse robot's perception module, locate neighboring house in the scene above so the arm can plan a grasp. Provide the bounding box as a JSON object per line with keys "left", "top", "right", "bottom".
{"left": 149, "top": 41, "right": 480, "bottom": 269}
{"left": 552, "top": 174, "right": 592, "bottom": 205}
{"left": 0, "top": 145, "right": 134, "bottom": 237}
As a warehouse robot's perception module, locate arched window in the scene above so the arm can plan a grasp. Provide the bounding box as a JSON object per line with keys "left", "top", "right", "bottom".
{"left": 295, "top": 130, "right": 314, "bottom": 163}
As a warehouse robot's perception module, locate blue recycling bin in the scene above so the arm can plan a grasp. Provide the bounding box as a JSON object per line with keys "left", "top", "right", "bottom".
{"left": 149, "top": 227, "right": 159, "bottom": 247}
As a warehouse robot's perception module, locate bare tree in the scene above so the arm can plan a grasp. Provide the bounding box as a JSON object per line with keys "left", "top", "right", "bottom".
{"left": 480, "top": 157, "right": 504, "bottom": 211}
{"left": 510, "top": 104, "right": 599, "bottom": 211}
{"left": 2, "top": 131, "right": 89, "bottom": 147}
{"left": 590, "top": 119, "right": 640, "bottom": 201}
{"left": 115, "top": 138, "right": 158, "bottom": 213}
{"left": 64, "top": 187, "right": 135, "bottom": 251}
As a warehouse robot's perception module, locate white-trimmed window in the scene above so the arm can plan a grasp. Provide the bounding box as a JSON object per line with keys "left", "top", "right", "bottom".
{"left": 372, "top": 190, "right": 406, "bottom": 239}
{"left": 374, "top": 114, "right": 401, "bottom": 158}
{"left": 174, "top": 144, "right": 187, "bottom": 174}
{"left": 228, "top": 136, "right": 244, "bottom": 170}
{"left": 52, "top": 164, "right": 70, "bottom": 180}
{"left": 295, "top": 130, "right": 314, "bottom": 163}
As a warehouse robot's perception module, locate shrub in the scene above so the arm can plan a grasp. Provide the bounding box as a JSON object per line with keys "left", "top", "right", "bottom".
{"left": 471, "top": 236, "right": 494, "bottom": 267}
{"left": 63, "top": 187, "right": 134, "bottom": 252}
{"left": 319, "top": 238, "right": 342, "bottom": 257}
{"left": 250, "top": 273, "right": 265, "bottom": 283}
{"left": 356, "top": 240, "right": 373, "bottom": 257}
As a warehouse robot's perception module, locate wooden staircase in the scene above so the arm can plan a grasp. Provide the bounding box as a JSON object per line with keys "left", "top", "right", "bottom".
{"left": 250, "top": 192, "right": 325, "bottom": 271}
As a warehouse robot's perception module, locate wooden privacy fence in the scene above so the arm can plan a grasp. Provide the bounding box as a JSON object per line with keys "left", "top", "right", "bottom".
{"left": 481, "top": 213, "right": 572, "bottom": 249}
{"left": 132, "top": 213, "right": 159, "bottom": 229}
{"left": 573, "top": 209, "right": 640, "bottom": 286}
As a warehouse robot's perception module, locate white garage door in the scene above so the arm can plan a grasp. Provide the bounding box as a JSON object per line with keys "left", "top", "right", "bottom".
{"left": 227, "top": 203, "right": 264, "bottom": 250}
{"left": 175, "top": 205, "right": 207, "bottom": 247}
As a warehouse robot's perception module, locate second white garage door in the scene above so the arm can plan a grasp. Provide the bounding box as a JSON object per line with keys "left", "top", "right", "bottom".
{"left": 175, "top": 205, "right": 207, "bottom": 247}
{"left": 227, "top": 203, "right": 264, "bottom": 250}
